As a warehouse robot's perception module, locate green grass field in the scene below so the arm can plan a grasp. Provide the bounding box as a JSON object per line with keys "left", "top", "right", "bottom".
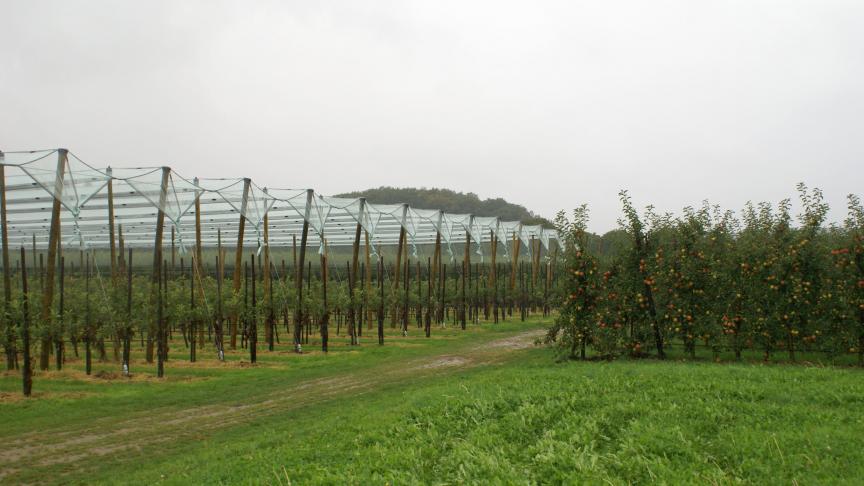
{"left": 2, "top": 318, "right": 864, "bottom": 484}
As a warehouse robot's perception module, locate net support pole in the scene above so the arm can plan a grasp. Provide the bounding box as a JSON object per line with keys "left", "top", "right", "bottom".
{"left": 425, "top": 256, "right": 432, "bottom": 337}
{"left": 377, "top": 256, "right": 384, "bottom": 345}
{"left": 530, "top": 235, "right": 537, "bottom": 287}
{"left": 262, "top": 204, "right": 272, "bottom": 349}
{"left": 230, "top": 178, "right": 251, "bottom": 349}
{"left": 106, "top": 168, "right": 117, "bottom": 282}
{"left": 292, "top": 235, "right": 297, "bottom": 283}
{"left": 193, "top": 177, "right": 204, "bottom": 287}
{"left": 294, "top": 189, "right": 313, "bottom": 353}
{"left": 171, "top": 226, "right": 176, "bottom": 274}
{"left": 349, "top": 198, "right": 365, "bottom": 345}
{"left": 0, "top": 162, "right": 15, "bottom": 371}
{"left": 431, "top": 216, "right": 442, "bottom": 287}
{"left": 39, "top": 149, "right": 67, "bottom": 371}
{"left": 20, "top": 247, "right": 31, "bottom": 396}
{"left": 491, "top": 227, "right": 498, "bottom": 324}
{"left": 117, "top": 225, "right": 125, "bottom": 276}
{"left": 544, "top": 244, "right": 552, "bottom": 316}
{"left": 193, "top": 178, "right": 205, "bottom": 346}
{"left": 391, "top": 204, "right": 407, "bottom": 325}
{"left": 402, "top": 243, "right": 409, "bottom": 335}
{"left": 509, "top": 224, "right": 522, "bottom": 292}
{"left": 364, "top": 230, "right": 372, "bottom": 328}
{"left": 320, "top": 245, "right": 329, "bottom": 352}
{"left": 462, "top": 218, "right": 472, "bottom": 330}
{"left": 431, "top": 231, "right": 441, "bottom": 318}
{"left": 148, "top": 167, "right": 171, "bottom": 364}
{"left": 218, "top": 228, "right": 225, "bottom": 280}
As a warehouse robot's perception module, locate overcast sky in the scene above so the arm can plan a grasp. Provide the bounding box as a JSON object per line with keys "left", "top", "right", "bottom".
{"left": 2, "top": 0, "right": 862, "bottom": 232}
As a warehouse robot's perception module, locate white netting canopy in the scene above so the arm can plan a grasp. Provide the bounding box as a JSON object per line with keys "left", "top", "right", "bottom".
{"left": 0, "top": 149, "right": 559, "bottom": 258}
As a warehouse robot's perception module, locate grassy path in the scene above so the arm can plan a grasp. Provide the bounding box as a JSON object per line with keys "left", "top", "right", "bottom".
{"left": 98, "top": 335, "right": 864, "bottom": 485}
{"left": 0, "top": 320, "right": 547, "bottom": 484}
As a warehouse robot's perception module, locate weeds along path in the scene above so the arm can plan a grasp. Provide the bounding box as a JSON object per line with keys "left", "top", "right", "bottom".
{"left": 0, "top": 328, "right": 545, "bottom": 483}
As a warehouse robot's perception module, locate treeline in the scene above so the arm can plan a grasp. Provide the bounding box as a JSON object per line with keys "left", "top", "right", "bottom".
{"left": 549, "top": 184, "right": 864, "bottom": 365}
{"left": 335, "top": 186, "right": 552, "bottom": 227}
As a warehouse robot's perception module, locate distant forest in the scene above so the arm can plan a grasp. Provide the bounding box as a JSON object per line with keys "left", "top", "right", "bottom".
{"left": 335, "top": 186, "right": 553, "bottom": 227}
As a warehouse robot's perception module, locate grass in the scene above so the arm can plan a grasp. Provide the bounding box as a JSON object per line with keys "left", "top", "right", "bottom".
{"left": 112, "top": 352, "right": 864, "bottom": 485}
{"left": 0, "top": 318, "right": 547, "bottom": 483}
{"left": 3, "top": 317, "right": 864, "bottom": 484}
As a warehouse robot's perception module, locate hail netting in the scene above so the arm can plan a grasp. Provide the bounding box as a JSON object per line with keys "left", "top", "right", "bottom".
{"left": 0, "top": 148, "right": 560, "bottom": 255}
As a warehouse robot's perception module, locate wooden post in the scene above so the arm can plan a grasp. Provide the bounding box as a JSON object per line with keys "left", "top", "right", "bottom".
{"left": 453, "top": 260, "right": 459, "bottom": 326}
{"left": 250, "top": 254, "right": 257, "bottom": 363}
{"left": 425, "top": 257, "right": 432, "bottom": 337}
{"left": 190, "top": 252, "right": 197, "bottom": 363}
{"left": 474, "top": 262, "right": 479, "bottom": 324}
{"left": 217, "top": 228, "right": 223, "bottom": 281}
{"left": 157, "top": 259, "right": 166, "bottom": 377}
{"left": 106, "top": 168, "right": 117, "bottom": 282}
{"left": 461, "top": 260, "right": 467, "bottom": 330}
{"left": 349, "top": 199, "right": 364, "bottom": 345}
{"left": 230, "top": 178, "right": 251, "bottom": 349}
{"left": 193, "top": 177, "right": 204, "bottom": 279}
{"left": 431, "top": 212, "right": 442, "bottom": 325}
{"left": 532, "top": 236, "right": 542, "bottom": 314}
{"left": 392, "top": 204, "right": 407, "bottom": 325}
{"left": 346, "top": 260, "right": 354, "bottom": 341}
{"left": 377, "top": 256, "right": 384, "bottom": 345}
{"left": 263, "top": 208, "right": 273, "bottom": 349}
{"left": 38, "top": 150, "right": 67, "bottom": 370}
{"left": 292, "top": 234, "right": 297, "bottom": 282}
{"left": 530, "top": 235, "right": 537, "bottom": 287}
{"left": 116, "top": 232, "right": 125, "bottom": 371}
{"left": 543, "top": 259, "right": 550, "bottom": 317}
{"left": 402, "top": 238, "right": 409, "bottom": 335}
{"left": 20, "top": 248, "right": 32, "bottom": 396}
{"left": 320, "top": 249, "right": 329, "bottom": 352}
{"left": 440, "top": 263, "right": 447, "bottom": 326}
{"left": 85, "top": 253, "right": 92, "bottom": 375}
{"left": 509, "top": 225, "right": 521, "bottom": 291}
{"left": 294, "top": 189, "right": 312, "bottom": 353}
{"left": 0, "top": 164, "right": 16, "bottom": 371}
{"left": 123, "top": 248, "right": 132, "bottom": 376}
{"left": 547, "top": 242, "right": 557, "bottom": 315}
{"left": 462, "top": 219, "right": 471, "bottom": 329}
{"left": 483, "top": 258, "right": 489, "bottom": 321}
{"left": 496, "top": 263, "right": 507, "bottom": 321}
{"left": 519, "top": 260, "right": 524, "bottom": 320}
{"left": 147, "top": 167, "right": 171, "bottom": 363}
{"left": 243, "top": 262, "right": 248, "bottom": 349}
{"left": 510, "top": 228, "right": 521, "bottom": 317}
{"left": 215, "top": 252, "right": 225, "bottom": 361}
{"left": 171, "top": 226, "right": 176, "bottom": 274}
{"left": 56, "top": 256, "right": 64, "bottom": 370}
{"left": 117, "top": 225, "right": 125, "bottom": 277}
{"left": 364, "top": 230, "right": 372, "bottom": 329}
{"left": 491, "top": 228, "right": 498, "bottom": 323}
{"left": 359, "top": 261, "right": 365, "bottom": 337}
{"left": 416, "top": 260, "right": 422, "bottom": 328}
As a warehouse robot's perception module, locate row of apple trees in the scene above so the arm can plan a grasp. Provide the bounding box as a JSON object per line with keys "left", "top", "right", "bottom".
{"left": 548, "top": 184, "right": 863, "bottom": 364}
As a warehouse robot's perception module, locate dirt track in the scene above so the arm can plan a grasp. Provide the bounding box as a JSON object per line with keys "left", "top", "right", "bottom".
{"left": 0, "top": 329, "right": 545, "bottom": 483}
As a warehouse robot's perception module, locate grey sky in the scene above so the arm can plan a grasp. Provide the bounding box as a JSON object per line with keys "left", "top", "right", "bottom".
{"left": 2, "top": 0, "right": 862, "bottom": 233}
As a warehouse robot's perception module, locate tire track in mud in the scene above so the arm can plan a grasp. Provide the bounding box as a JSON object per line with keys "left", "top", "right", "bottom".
{"left": 0, "top": 329, "right": 545, "bottom": 483}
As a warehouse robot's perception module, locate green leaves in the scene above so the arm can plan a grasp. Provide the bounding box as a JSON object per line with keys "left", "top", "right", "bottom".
{"left": 553, "top": 185, "right": 864, "bottom": 362}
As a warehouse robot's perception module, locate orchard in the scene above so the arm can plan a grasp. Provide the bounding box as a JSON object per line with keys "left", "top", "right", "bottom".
{"left": 547, "top": 184, "right": 864, "bottom": 365}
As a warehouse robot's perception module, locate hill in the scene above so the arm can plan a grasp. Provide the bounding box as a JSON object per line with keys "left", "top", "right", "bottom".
{"left": 334, "top": 186, "right": 552, "bottom": 227}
